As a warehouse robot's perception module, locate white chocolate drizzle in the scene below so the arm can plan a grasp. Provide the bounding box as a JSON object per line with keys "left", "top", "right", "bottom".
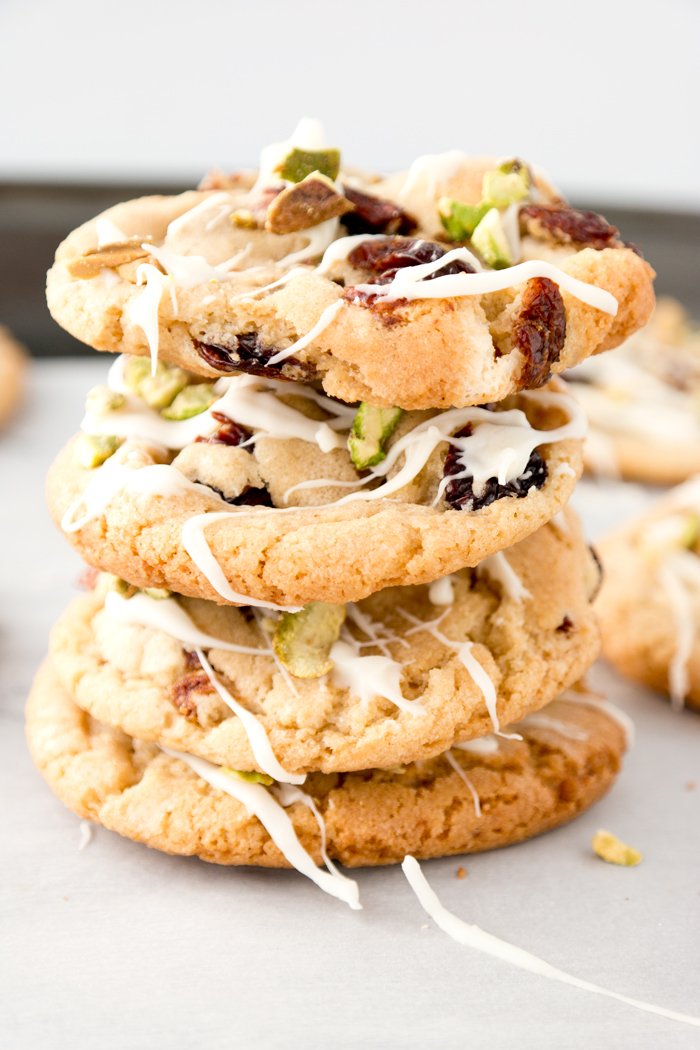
{"left": 658, "top": 550, "right": 700, "bottom": 709}
{"left": 273, "top": 783, "right": 351, "bottom": 888}
{"left": 77, "top": 820, "right": 93, "bottom": 851}
{"left": 351, "top": 251, "right": 618, "bottom": 315}
{"left": 96, "top": 218, "right": 129, "bottom": 247}
{"left": 195, "top": 649, "right": 305, "bottom": 785}
{"left": 398, "top": 150, "right": 469, "bottom": 201}
{"left": 477, "top": 552, "right": 531, "bottom": 602}
{"left": 519, "top": 713, "right": 589, "bottom": 741}
{"left": 329, "top": 640, "right": 423, "bottom": 716}
{"left": 62, "top": 447, "right": 225, "bottom": 534}
{"left": 402, "top": 856, "right": 700, "bottom": 1030}
{"left": 444, "top": 750, "right": 481, "bottom": 816}
{"left": 453, "top": 735, "right": 499, "bottom": 755}
{"left": 267, "top": 298, "right": 344, "bottom": 365}
{"left": 160, "top": 746, "right": 360, "bottom": 909}
{"left": 128, "top": 264, "right": 172, "bottom": 374}
{"left": 104, "top": 590, "right": 272, "bottom": 657}
{"left": 428, "top": 575, "right": 456, "bottom": 606}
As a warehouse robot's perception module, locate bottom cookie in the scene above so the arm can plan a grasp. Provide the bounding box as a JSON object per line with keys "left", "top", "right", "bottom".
{"left": 27, "top": 660, "right": 627, "bottom": 875}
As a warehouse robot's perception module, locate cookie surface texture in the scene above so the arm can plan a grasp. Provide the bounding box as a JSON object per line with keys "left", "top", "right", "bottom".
{"left": 27, "top": 661, "right": 625, "bottom": 867}
{"left": 0, "top": 326, "right": 28, "bottom": 429}
{"left": 49, "top": 516, "right": 601, "bottom": 774}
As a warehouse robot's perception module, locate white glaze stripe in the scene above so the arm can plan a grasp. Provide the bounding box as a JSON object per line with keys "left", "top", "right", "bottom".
{"left": 402, "top": 857, "right": 700, "bottom": 1029}
{"left": 160, "top": 747, "right": 360, "bottom": 909}
{"left": 195, "top": 649, "right": 305, "bottom": 785}
{"left": 444, "top": 750, "right": 481, "bottom": 816}
{"left": 267, "top": 298, "right": 344, "bottom": 365}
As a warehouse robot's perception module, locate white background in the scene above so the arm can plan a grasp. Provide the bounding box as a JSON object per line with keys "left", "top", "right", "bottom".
{"left": 1, "top": 0, "right": 699, "bottom": 208}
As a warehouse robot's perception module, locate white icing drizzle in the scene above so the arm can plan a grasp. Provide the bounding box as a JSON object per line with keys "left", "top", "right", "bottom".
{"left": 254, "top": 117, "right": 327, "bottom": 194}
{"left": 88, "top": 370, "right": 353, "bottom": 453}
{"left": 266, "top": 298, "right": 344, "bottom": 365}
{"left": 344, "top": 604, "right": 409, "bottom": 657}
{"left": 287, "top": 389, "right": 586, "bottom": 508}
{"left": 165, "top": 192, "right": 233, "bottom": 240}
{"left": 104, "top": 590, "right": 272, "bottom": 657}
{"left": 519, "top": 713, "right": 589, "bottom": 741}
{"left": 96, "top": 218, "right": 129, "bottom": 247}
{"left": 195, "top": 649, "right": 305, "bottom": 785}
{"left": 352, "top": 252, "right": 618, "bottom": 315}
{"left": 400, "top": 608, "right": 501, "bottom": 731}
{"left": 444, "top": 750, "right": 481, "bottom": 816}
{"left": 180, "top": 510, "right": 302, "bottom": 613}
{"left": 658, "top": 550, "right": 700, "bottom": 709}
{"left": 145, "top": 242, "right": 245, "bottom": 283}
{"left": 160, "top": 746, "right": 360, "bottom": 909}
{"left": 98, "top": 268, "right": 122, "bottom": 288}
{"left": 428, "top": 575, "right": 456, "bottom": 606}
{"left": 398, "top": 150, "right": 469, "bottom": 201}
{"left": 276, "top": 217, "right": 341, "bottom": 268}
{"left": 128, "top": 264, "right": 172, "bottom": 374}
{"left": 402, "top": 856, "right": 700, "bottom": 1030}
{"left": 77, "top": 820, "right": 93, "bottom": 851}
{"left": 557, "top": 689, "right": 635, "bottom": 747}
{"left": 477, "top": 552, "right": 531, "bottom": 602}
{"left": 273, "top": 783, "right": 352, "bottom": 889}
{"left": 554, "top": 462, "right": 577, "bottom": 478}
{"left": 329, "top": 640, "right": 423, "bottom": 716}
{"left": 453, "top": 735, "right": 500, "bottom": 755}
{"left": 501, "top": 201, "right": 522, "bottom": 264}
{"left": 62, "top": 448, "right": 225, "bottom": 534}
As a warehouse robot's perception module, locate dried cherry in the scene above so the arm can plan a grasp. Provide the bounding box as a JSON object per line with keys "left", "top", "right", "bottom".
{"left": 197, "top": 334, "right": 315, "bottom": 381}
{"left": 341, "top": 187, "right": 417, "bottom": 237}
{"left": 519, "top": 204, "right": 619, "bottom": 249}
{"left": 443, "top": 423, "right": 548, "bottom": 511}
{"left": 513, "top": 277, "right": 566, "bottom": 389}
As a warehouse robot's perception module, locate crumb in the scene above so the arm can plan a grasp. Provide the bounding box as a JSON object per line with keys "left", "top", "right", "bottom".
{"left": 457, "top": 866, "right": 466, "bottom": 879}
{"left": 592, "top": 829, "right": 642, "bottom": 866}
{"left": 686, "top": 781, "right": 696, "bottom": 791}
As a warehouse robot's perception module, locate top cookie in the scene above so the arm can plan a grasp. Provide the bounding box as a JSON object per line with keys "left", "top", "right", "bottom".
{"left": 46, "top": 121, "right": 655, "bottom": 410}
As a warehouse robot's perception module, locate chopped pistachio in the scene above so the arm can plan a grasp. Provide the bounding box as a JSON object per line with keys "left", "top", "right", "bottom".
{"left": 265, "top": 173, "right": 353, "bottom": 234}
{"left": 482, "top": 164, "right": 530, "bottom": 207}
{"left": 438, "top": 197, "right": 491, "bottom": 241}
{"left": 592, "top": 829, "right": 642, "bottom": 867}
{"left": 231, "top": 208, "right": 257, "bottom": 229}
{"left": 101, "top": 574, "right": 138, "bottom": 599}
{"left": 471, "top": 207, "right": 513, "bottom": 269}
{"left": 85, "top": 385, "right": 125, "bottom": 414}
{"left": 348, "top": 403, "right": 404, "bottom": 470}
{"left": 275, "top": 147, "right": 341, "bottom": 184}
{"left": 124, "top": 357, "right": 190, "bottom": 410}
{"left": 142, "top": 587, "right": 172, "bottom": 600}
{"left": 73, "top": 433, "right": 123, "bottom": 469}
{"left": 273, "top": 602, "right": 346, "bottom": 678}
{"left": 67, "top": 240, "right": 150, "bottom": 279}
{"left": 221, "top": 767, "right": 275, "bottom": 786}
{"left": 161, "top": 383, "right": 218, "bottom": 420}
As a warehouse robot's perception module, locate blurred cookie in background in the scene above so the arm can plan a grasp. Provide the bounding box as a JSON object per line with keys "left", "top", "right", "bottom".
{"left": 0, "top": 325, "right": 28, "bottom": 430}
{"left": 568, "top": 298, "right": 700, "bottom": 485}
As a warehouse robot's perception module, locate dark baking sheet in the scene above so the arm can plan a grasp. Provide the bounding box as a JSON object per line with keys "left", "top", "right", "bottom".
{"left": 1, "top": 180, "right": 698, "bottom": 356}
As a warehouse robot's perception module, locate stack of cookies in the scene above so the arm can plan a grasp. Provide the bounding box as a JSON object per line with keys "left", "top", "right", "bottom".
{"left": 28, "top": 123, "right": 653, "bottom": 906}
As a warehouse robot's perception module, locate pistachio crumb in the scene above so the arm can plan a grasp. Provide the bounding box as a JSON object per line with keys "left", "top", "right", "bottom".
{"left": 457, "top": 866, "right": 466, "bottom": 879}
{"left": 592, "top": 829, "right": 642, "bottom": 867}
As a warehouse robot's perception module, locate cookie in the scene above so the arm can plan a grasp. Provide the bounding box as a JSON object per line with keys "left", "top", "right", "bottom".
{"left": 46, "top": 129, "right": 655, "bottom": 410}
{"left": 49, "top": 516, "right": 601, "bottom": 775}
{"left": 26, "top": 660, "right": 626, "bottom": 869}
{"left": 46, "top": 372, "right": 584, "bottom": 608}
{"left": 0, "top": 325, "right": 28, "bottom": 429}
{"left": 595, "top": 477, "right": 700, "bottom": 709}
{"left": 569, "top": 298, "right": 700, "bottom": 484}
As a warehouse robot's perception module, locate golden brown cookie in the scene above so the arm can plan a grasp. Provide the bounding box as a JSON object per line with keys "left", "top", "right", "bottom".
{"left": 46, "top": 141, "right": 654, "bottom": 409}
{"left": 0, "top": 325, "right": 28, "bottom": 429}
{"left": 596, "top": 477, "right": 700, "bottom": 709}
{"left": 46, "top": 375, "right": 584, "bottom": 608}
{"left": 570, "top": 298, "right": 700, "bottom": 485}
{"left": 26, "top": 660, "right": 626, "bottom": 868}
{"left": 49, "top": 516, "right": 601, "bottom": 774}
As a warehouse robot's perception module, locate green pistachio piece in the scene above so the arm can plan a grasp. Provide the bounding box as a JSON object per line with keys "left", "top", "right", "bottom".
{"left": 273, "top": 602, "right": 346, "bottom": 678}
{"left": 161, "top": 383, "right": 218, "bottom": 420}
{"left": 141, "top": 587, "right": 173, "bottom": 600}
{"left": 221, "top": 767, "right": 275, "bottom": 786}
{"left": 73, "top": 433, "right": 123, "bottom": 469}
{"left": 124, "top": 357, "right": 190, "bottom": 410}
{"left": 592, "top": 829, "right": 642, "bottom": 867}
{"left": 101, "top": 574, "right": 138, "bottom": 598}
{"left": 482, "top": 165, "right": 530, "bottom": 208}
{"left": 348, "top": 403, "right": 404, "bottom": 470}
{"left": 470, "top": 207, "right": 513, "bottom": 269}
{"left": 438, "top": 197, "right": 491, "bottom": 241}
{"left": 85, "top": 385, "right": 125, "bottom": 414}
{"left": 275, "top": 147, "right": 341, "bottom": 184}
